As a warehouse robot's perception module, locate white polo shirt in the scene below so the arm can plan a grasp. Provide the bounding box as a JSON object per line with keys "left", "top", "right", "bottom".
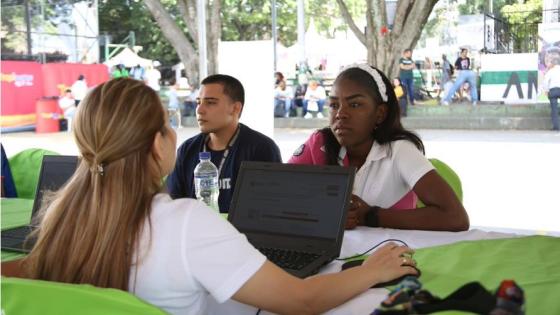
{"left": 351, "top": 140, "right": 434, "bottom": 208}
{"left": 129, "top": 194, "right": 266, "bottom": 315}
{"left": 544, "top": 65, "right": 560, "bottom": 91}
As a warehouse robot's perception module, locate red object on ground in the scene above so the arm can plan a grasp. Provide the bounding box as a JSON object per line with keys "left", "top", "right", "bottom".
{"left": 35, "top": 98, "right": 62, "bottom": 133}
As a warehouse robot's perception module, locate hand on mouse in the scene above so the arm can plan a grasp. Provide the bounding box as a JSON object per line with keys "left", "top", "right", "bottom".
{"left": 361, "top": 243, "right": 419, "bottom": 285}
{"left": 345, "top": 195, "right": 372, "bottom": 229}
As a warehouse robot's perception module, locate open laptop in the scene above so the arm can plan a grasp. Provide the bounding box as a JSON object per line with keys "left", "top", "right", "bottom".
{"left": 1, "top": 155, "right": 78, "bottom": 253}
{"left": 228, "top": 161, "right": 355, "bottom": 278}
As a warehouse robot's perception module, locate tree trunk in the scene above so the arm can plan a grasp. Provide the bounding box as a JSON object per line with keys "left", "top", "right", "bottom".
{"left": 144, "top": 0, "right": 199, "bottom": 85}
{"left": 144, "top": 0, "right": 221, "bottom": 87}
{"left": 337, "top": 0, "right": 438, "bottom": 79}
{"left": 207, "top": 0, "right": 221, "bottom": 76}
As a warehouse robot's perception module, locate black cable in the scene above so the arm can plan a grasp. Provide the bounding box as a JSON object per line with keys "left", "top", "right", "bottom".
{"left": 255, "top": 308, "right": 261, "bottom": 315}
{"left": 335, "top": 238, "right": 409, "bottom": 261}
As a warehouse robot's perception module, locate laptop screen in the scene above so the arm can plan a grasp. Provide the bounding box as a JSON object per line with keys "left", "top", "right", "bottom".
{"left": 31, "top": 155, "right": 79, "bottom": 218}
{"left": 229, "top": 163, "right": 354, "bottom": 240}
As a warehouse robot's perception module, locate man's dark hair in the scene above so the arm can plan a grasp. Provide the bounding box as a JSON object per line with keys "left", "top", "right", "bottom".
{"left": 404, "top": 49, "right": 412, "bottom": 54}
{"left": 201, "top": 74, "right": 245, "bottom": 106}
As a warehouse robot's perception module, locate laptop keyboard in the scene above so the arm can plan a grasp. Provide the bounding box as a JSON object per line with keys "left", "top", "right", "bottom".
{"left": 2, "top": 226, "right": 32, "bottom": 239}
{"left": 258, "top": 247, "right": 321, "bottom": 270}
{"left": 1, "top": 226, "right": 34, "bottom": 249}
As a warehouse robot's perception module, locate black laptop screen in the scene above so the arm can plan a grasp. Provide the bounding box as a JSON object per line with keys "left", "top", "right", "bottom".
{"left": 32, "top": 156, "right": 78, "bottom": 216}
{"left": 231, "top": 168, "right": 351, "bottom": 239}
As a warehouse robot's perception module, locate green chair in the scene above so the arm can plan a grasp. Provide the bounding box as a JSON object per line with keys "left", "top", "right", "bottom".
{"left": 1, "top": 277, "right": 167, "bottom": 315}
{"left": 7, "top": 148, "right": 59, "bottom": 199}
{"left": 417, "top": 158, "right": 463, "bottom": 207}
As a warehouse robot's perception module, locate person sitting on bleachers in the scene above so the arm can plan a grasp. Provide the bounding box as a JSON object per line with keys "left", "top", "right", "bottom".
{"left": 274, "top": 80, "right": 292, "bottom": 118}
{"left": 303, "top": 80, "right": 327, "bottom": 119}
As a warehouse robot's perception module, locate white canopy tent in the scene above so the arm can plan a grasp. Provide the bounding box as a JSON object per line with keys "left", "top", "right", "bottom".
{"left": 104, "top": 47, "right": 153, "bottom": 68}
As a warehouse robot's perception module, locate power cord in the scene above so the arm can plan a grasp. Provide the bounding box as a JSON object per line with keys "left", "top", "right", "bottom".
{"left": 335, "top": 238, "right": 409, "bottom": 261}
{"left": 255, "top": 308, "right": 261, "bottom": 315}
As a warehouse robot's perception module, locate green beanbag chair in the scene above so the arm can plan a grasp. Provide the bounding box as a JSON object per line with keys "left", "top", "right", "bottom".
{"left": 417, "top": 158, "right": 463, "bottom": 207}
{"left": 1, "top": 277, "right": 167, "bottom": 315}
{"left": 7, "top": 148, "right": 59, "bottom": 200}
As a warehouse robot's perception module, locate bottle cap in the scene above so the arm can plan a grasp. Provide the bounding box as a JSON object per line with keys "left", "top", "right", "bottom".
{"left": 199, "top": 152, "right": 211, "bottom": 160}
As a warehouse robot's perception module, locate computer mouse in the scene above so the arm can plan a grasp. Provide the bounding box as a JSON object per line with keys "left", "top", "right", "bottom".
{"left": 340, "top": 259, "right": 421, "bottom": 288}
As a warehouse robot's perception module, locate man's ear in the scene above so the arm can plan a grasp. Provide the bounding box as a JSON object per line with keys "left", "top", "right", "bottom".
{"left": 376, "top": 103, "right": 388, "bottom": 125}
{"left": 152, "top": 131, "right": 164, "bottom": 162}
{"left": 232, "top": 101, "right": 242, "bottom": 117}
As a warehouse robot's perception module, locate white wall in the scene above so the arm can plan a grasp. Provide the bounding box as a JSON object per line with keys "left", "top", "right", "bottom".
{"left": 480, "top": 53, "right": 539, "bottom": 103}
{"left": 218, "top": 40, "right": 274, "bottom": 138}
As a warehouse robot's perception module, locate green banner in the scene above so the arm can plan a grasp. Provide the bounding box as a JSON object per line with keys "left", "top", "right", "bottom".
{"left": 481, "top": 71, "right": 538, "bottom": 85}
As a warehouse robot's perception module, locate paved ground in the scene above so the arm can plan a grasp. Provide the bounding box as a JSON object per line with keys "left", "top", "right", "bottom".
{"left": 3, "top": 128, "right": 560, "bottom": 235}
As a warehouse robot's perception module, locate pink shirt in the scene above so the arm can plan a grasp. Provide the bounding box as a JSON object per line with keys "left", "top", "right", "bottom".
{"left": 288, "top": 131, "right": 425, "bottom": 210}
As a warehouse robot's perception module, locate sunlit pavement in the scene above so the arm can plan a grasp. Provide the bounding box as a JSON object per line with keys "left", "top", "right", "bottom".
{"left": 3, "top": 128, "right": 560, "bottom": 235}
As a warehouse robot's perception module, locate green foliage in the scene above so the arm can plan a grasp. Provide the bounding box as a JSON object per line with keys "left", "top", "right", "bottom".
{"left": 500, "top": 0, "right": 542, "bottom": 53}
{"left": 1, "top": 4, "right": 28, "bottom": 53}
{"left": 221, "top": 0, "right": 283, "bottom": 42}
{"left": 1, "top": 0, "right": 72, "bottom": 54}
{"left": 222, "top": 0, "right": 365, "bottom": 46}
{"left": 500, "top": 0, "right": 542, "bottom": 24}
{"left": 457, "top": 0, "right": 516, "bottom": 15}
{"left": 457, "top": 0, "right": 486, "bottom": 15}
{"left": 99, "top": 0, "right": 180, "bottom": 66}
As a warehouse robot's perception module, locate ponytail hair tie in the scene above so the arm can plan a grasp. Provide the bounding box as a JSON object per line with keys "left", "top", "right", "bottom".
{"left": 91, "top": 163, "right": 105, "bottom": 176}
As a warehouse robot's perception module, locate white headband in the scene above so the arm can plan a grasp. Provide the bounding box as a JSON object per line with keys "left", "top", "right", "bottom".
{"left": 340, "top": 63, "right": 388, "bottom": 102}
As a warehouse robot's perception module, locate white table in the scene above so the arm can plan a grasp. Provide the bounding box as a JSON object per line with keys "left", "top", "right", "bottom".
{"left": 208, "top": 227, "right": 515, "bottom": 315}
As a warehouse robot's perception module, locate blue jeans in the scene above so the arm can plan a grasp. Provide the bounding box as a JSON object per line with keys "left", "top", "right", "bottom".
{"left": 444, "top": 70, "right": 478, "bottom": 103}
{"left": 303, "top": 99, "right": 325, "bottom": 115}
{"left": 400, "top": 77, "right": 414, "bottom": 105}
{"left": 549, "top": 87, "right": 560, "bottom": 131}
{"left": 274, "top": 98, "right": 291, "bottom": 117}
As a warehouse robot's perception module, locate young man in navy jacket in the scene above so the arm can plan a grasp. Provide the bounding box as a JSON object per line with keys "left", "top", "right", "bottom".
{"left": 167, "top": 74, "right": 282, "bottom": 212}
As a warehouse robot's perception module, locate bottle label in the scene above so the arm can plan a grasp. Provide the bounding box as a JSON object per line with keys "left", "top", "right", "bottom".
{"left": 195, "top": 175, "right": 218, "bottom": 190}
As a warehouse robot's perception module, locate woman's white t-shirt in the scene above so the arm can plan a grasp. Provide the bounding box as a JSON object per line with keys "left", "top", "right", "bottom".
{"left": 129, "top": 194, "right": 266, "bottom": 315}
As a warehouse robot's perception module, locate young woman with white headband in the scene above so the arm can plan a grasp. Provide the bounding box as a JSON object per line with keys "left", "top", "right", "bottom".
{"left": 289, "top": 64, "right": 469, "bottom": 232}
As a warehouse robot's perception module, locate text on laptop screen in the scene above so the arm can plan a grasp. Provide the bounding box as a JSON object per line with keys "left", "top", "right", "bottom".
{"left": 232, "top": 169, "right": 350, "bottom": 239}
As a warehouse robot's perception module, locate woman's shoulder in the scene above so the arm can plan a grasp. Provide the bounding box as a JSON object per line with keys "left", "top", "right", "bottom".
{"left": 151, "top": 194, "right": 205, "bottom": 219}
{"left": 390, "top": 139, "right": 424, "bottom": 156}
{"left": 151, "top": 194, "right": 228, "bottom": 222}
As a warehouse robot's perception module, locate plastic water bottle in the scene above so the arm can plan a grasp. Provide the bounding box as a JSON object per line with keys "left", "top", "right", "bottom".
{"left": 194, "top": 152, "right": 219, "bottom": 212}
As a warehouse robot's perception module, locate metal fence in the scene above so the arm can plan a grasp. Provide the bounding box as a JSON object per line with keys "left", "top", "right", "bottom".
{"left": 483, "top": 9, "right": 559, "bottom": 54}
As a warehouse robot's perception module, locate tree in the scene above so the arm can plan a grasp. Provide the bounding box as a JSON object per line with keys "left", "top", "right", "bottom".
{"left": 336, "top": 0, "right": 438, "bottom": 78}
{"left": 1, "top": 0, "right": 76, "bottom": 55}
{"left": 221, "top": 0, "right": 297, "bottom": 45}
{"left": 222, "top": 0, "right": 365, "bottom": 47}
{"left": 500, "top": 0, "right": 541, "bottom": 53}
{"left": 143, "top": 0, "right": 221, "bottom": 87}
{"left": 98, "top": 0, "right": 179, "bottom": 66}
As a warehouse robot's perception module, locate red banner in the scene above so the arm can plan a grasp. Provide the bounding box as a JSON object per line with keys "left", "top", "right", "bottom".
{"left": 42, "top": 63, "right": 110, "bottom": 97}
{"left": 1, "top": 61, "right": 44, "bottom": 117}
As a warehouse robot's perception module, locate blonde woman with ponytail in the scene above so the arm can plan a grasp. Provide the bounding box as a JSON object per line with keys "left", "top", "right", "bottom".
{"left": 15, "top": 78, "right": 417, "bottom": 315}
